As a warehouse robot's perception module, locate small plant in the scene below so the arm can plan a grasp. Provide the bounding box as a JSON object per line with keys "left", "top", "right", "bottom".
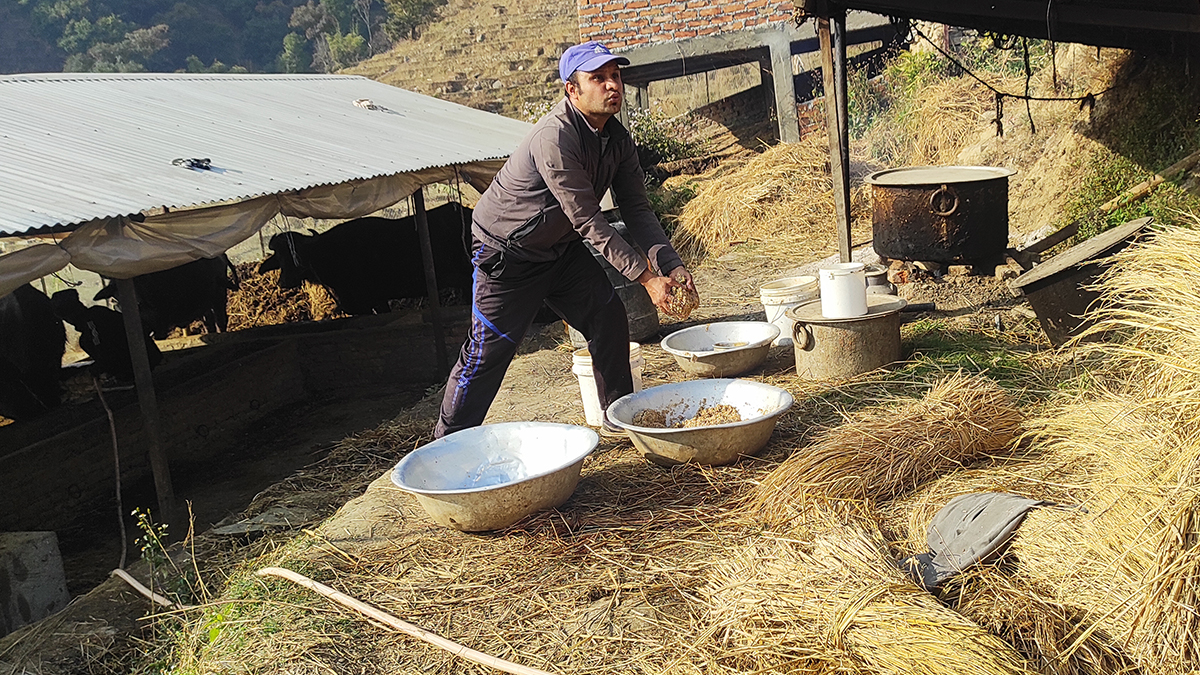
{"left": 626, "top": 105, "right": 704, "bottom": 165}
{"left": 132, "top": 507, "right": 197, "bottom": 606}
{"left": 646, "top": 180, "right": 698, "bottom": 236}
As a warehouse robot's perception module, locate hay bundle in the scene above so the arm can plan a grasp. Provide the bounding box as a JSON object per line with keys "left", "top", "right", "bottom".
{"left": 705, "top": 519, "right": 1036, "bottom": 675}
{"left": 750, "top": 373, "right": 1023, "bottom": 525}
{"left": 1015, "top": 392, "right": 1200, "bottom": 675}
{"left": 1007, "top": 225, "right": 1200, "bottom": 673}
{"left": 670, "top": 137, "right": 871, "bottom": 262}
{"left": 941, "top": 567, "right": 1135, "bottom": 675}
{"left": 226, "top": 264, "right": 342, "bottom": 330}
{"left": 1081, "top": 223, "right": 1200, "bottom": 404}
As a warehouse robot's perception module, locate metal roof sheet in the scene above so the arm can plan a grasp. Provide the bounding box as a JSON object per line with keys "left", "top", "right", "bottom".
{"left": 0, "top": 73, "right": 532, "bottom": 236}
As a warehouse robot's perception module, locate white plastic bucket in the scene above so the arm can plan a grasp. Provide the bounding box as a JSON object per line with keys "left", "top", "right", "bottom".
{"left": 819, "top": 262, "right": 868, "bottom": 318}
{"left": 572, "top": 342, "right": 644, "bottom": 426}
{"left": 759, "top": 275, "right": 819, "bottom": 346}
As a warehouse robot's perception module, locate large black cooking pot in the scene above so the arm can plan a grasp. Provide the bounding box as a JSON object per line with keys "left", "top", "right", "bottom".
{"left": 864, "top": 166, "right": 1016, "bottom": 264}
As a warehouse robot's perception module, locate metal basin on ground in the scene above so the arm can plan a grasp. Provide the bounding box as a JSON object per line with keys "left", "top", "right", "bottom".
{"left": 660, "top": 321, "right": 780, "bottom": 378}
{"left": 391, "top": 422, "right": 598, "bottom": 531}
{"left": 607, "top": 379, "right": 794, "bottom": 466}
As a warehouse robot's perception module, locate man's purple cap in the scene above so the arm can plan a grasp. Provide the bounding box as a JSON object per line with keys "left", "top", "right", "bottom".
{"left": 559, "top": 41, "right": 630, "bottom": 83}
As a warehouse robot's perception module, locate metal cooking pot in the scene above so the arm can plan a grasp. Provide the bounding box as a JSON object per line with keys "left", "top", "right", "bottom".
{"left": 865, "top": 166, "right": 1016, "bottom": 264}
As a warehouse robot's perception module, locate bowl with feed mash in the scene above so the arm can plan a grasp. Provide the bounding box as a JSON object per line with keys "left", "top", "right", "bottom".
{"left": 660, "top": 321, "right": 780, "bottom": 377}
{"left": 606, "top": 379, "right": 793, "bottom": 466}
{"left": 391, "top": 422, "right": 598, "bottom": 531}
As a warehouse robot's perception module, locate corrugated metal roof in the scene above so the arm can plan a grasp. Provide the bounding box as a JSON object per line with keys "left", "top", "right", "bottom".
{"left": 0, "top": 73, "right": 532, "bottom": 236}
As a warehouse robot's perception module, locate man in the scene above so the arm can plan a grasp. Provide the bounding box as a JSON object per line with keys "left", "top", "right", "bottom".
{"left": 434, "top": 41, "right": 697, "bottom": 439}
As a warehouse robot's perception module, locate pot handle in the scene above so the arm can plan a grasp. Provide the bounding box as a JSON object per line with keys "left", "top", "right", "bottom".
{"left": 929, "top": 184, "right": 959, "bottom": 217}
{"left": 792, "top": 322, "right": 812, "bottom": 350}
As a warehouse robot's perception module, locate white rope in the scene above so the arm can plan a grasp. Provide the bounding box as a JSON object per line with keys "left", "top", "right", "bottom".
{"left": 257, "top": 566, "right": 555, "bottom": 675}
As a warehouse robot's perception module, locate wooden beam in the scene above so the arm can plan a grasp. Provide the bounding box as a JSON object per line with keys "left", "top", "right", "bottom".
{"left": 765, "top": 29, "right": 802, "bottom": 143}
{"left": 115, "top": 278, "right": 178, "bottom": 534}
{"left": 819, "top": 14, "right": 853, "bottom": 262}
{"left": 1012, "top": 146, "right": 1200, "bottom": 267}
{"left": 412, "top": 190, "right": 450, "bottom": 377}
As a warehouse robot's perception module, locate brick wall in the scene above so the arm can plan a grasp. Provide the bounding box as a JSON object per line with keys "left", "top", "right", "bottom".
{"left": 578, "top": 0, "right": 793, "bottom": 48}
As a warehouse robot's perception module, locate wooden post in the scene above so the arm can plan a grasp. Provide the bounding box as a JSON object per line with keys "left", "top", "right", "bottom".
{"left": 765, "top": 29, "right": 802, "bottom": 143}
{"left": 819, "top": 13, "right": 853, "bottom": 262}
{"left": 115, "top": 278, "right": 178, "bottom": 535}
{"left": 413, "top": 189, "right": 450, "bottom": 377}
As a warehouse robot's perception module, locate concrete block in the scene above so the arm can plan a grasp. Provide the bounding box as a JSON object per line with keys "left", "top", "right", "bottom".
{"left": 0, "top": 532, "right": 71, "bottom": 638}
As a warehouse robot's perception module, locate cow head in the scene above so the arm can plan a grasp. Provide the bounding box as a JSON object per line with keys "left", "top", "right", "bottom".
{"left": 259, "top": 232, "right": 313, "bottom": 289}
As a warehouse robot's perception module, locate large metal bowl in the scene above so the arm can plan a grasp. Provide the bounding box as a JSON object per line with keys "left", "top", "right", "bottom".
{"left": 391, "top": 422, "right": 598, "bottom": 531}
{"left": 660, "top": 321, "right": 780, "bottom": 377}
{"left": 607, "top": 379, "right": 793, "bottom": 466}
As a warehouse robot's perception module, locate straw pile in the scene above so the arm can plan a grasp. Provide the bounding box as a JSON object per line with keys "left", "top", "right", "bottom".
{"left": 939, "top": 567, "right": 1134, "bottom": 675}
{"left": 226, "top": 264, "right": 341, "bottom": 330}
{"left": 704, "top": 516, "right": 1037, "bottom": 675}
{"left": 750, "top": 372, "right": 1023, "bottom": 525}
{"left": 1003, "top": 224, "right": 1200, "bottom": 674}
{"left": 907, "top": 79, "right": 995, "bottom": 166}
{"left": 669, "top": 137, "right": 871, "bottom": 262}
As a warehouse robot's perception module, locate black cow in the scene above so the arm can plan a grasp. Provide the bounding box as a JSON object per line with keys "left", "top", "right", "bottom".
{"left": 94, "top": 254, "right": 239, "bottom": 339}
{"left": 0, "top": 284, "right": 66, "bottom": 421}
{"left": 258, "top": 202, "right": 473, "bottom": 316}
{"left": 51, "top": 289, "right": 162, "bottom": 382}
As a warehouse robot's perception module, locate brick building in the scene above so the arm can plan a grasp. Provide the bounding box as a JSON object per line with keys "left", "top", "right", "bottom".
{"left": 578, "top": 0, "right": 795, "bottom": 49}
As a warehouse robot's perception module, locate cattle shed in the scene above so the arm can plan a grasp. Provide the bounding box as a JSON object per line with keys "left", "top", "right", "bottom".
{"left": 0, "top": 73, "right": 531, "bottom": 531}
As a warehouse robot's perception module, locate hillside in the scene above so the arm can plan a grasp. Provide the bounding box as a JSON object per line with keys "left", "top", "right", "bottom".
{"left": 344, "top": 0, "right": 580, "bottom": 116}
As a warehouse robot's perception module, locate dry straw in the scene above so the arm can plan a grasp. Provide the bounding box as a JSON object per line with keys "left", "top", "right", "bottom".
{"left": 907, "top": 79, "right": 995, "bottom": 166}
{"left": 669, "top": 137, "right": 871, "bottom": 263}
{"left": 1011, "top": 223, "right": 1200, "bottom": 674}
{"left": 704, "top": 517, "right": 1037, "bottom": 675}
{"left": 940, "top": 566, "right": 1135, "bottom": 675}
{"left": 750, "top": 372, "right": 1023, "bottom": 525}
{"left": 226, "top": 264, "right": 342, "bottom": 330}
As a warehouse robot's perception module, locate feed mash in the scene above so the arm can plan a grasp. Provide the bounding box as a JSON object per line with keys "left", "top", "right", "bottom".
{"left": 633, "top": 404, "right": 742, "bottom": 429}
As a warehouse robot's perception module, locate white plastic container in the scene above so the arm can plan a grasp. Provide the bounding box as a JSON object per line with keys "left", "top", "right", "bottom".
{"left": 572, "top": 342, "right": 644, "bottom": 426}
{"left": 759, "top": 275, "right": 819, "bottom": 346}
{"left": 818, "top": 262, "right": 868, "bottom": 318}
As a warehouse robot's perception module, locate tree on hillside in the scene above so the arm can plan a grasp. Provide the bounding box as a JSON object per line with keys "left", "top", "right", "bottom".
{"left": 382, "top": 0, "right": 445, "bottom": 41}
{"left": 64, "top": 24, "right": 169, "bottom": 72}
{"left": 7, "top": 0, "right": 386, "bottom": 74}
{"left": 287, "top": 0, "right": 385, "bottom": 72}
{"left": 278, "top": 31, "right": 311, "bottom": 72}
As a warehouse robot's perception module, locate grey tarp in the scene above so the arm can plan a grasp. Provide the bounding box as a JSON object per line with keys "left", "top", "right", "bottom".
{"left": 903, "top": 492, "right": 1047, "bottom": 590}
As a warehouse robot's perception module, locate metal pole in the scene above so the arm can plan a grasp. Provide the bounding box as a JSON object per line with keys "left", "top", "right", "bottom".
{"left": 115, "top": 278, "right": 178, "bottom": 534}
{"left": 819, "top": 14, "right": 853, "bottom": 263}
{"left": 413, "top": 189, "right": 450, "bottom": 377}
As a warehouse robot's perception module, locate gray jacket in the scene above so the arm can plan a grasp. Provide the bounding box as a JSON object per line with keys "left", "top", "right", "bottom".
{"left": 472, "top": 97, "right": 683, "bottom": 281}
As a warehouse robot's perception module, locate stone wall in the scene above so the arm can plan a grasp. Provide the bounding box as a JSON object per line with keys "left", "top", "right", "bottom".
{"left": 577, "top": 0, "right": 793, "bottom": 47}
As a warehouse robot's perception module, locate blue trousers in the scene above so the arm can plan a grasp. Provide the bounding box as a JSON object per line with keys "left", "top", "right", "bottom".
{"left": 434, "top": 239, "right": 632, "bottom": 438}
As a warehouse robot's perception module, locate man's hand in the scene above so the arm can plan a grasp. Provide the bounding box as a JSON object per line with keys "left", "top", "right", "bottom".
{"left": 637, "top": 268, "right": 678, "bottom": 311}
{"left": 666, "top": 266, "right": 696, "bottom": 293}
{"left": 637, "top": 266, "right": 699, "bottom": 317}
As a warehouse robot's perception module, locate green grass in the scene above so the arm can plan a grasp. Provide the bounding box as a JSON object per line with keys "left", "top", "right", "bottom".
{"left": 1051, "top": 53, "right": 1200, "bottom": 244}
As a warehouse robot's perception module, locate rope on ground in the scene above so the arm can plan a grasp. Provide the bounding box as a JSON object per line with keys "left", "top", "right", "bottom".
{"left": 256, "top": 566, "right": 556, "bottom": 675}
{"left": 110, "top": 568, "right": 195, "bottom": 610}
{"left": 92, "top": 373, "right": 128, "bottom": 569}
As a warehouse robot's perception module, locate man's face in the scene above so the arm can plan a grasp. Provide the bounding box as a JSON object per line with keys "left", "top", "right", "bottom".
{"left": 567, "top": 61, "right": 623, "bottom": 118}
